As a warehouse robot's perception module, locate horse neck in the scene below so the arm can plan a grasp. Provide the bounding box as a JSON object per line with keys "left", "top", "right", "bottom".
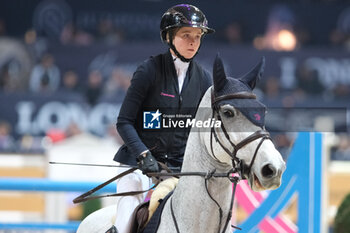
{"left": 172, "top": 131, "right": 233, "bottom": 233}
{"left": 182, "top": 87, "right": 232, "bottom": 173}
{"left": 169, "top": 88, "right": 233, "bottom": 232}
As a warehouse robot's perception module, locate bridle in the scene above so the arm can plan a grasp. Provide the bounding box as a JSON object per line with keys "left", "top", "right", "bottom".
{"left": 210, "top": 90, "right": 271, "bottom": 179}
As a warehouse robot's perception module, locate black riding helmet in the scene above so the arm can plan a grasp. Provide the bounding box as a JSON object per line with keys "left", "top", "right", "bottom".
{"left": 160, "top": 4, "right": 215, "bottom": 62}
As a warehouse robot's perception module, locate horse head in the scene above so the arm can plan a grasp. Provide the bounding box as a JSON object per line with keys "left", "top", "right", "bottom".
{"left": 207, "top": 55, "right": 286, "bottom": 192}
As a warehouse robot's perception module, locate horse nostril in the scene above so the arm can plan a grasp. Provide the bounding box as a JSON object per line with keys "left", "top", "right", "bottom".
{"left": 261, "top": 164, "right": 276, "bottom": 178}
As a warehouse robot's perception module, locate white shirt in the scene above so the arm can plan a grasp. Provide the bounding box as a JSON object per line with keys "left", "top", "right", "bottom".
{"left": 172, "top": 55, "right": 189, "bottom": 93}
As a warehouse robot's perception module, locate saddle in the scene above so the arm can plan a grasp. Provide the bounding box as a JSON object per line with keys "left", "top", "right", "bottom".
{"left": 129, "top": 200, "right": 150, "bottom": 233}
{"left": 129, "top": 177, "right": 178, "bottom": 233}
{"left": 129, "top": 191, "right": 173, "bottom": 233}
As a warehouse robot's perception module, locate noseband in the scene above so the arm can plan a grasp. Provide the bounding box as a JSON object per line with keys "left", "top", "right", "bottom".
{"left": 210, "top": 91, "right": 271, "bottom": 179}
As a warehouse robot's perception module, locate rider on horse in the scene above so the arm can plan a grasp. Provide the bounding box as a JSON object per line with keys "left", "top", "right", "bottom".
{"left": 107, "top": 4, "right": 215, "bottom": 233}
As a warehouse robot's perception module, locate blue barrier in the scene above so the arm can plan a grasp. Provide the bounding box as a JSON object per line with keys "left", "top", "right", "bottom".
{"left": 0, "top": 222, "right": 80, "bottom": 230}
{"left": 240, "top": 132, "right": 324, "bottom": 233}
{"left": 0, "top": 178, "right": 116, "bottom": 231}
{"left": 0, "top": 132, "right": 325, "bottom": 232}
{"left": 0, "top": 177, "right": 116, "bottom": 193}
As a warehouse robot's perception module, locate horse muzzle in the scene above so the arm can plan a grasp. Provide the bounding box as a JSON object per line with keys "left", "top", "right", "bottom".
{"left": 249, "top": 162, "right": 286, "bottom": 191}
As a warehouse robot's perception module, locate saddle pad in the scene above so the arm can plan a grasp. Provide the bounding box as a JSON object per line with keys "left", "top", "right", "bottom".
{"left": 141, "top": 191, "right": 173, "bottom": 233}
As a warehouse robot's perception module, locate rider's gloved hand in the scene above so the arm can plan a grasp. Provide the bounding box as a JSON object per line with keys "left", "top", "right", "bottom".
{"left": 137, "top": 150, "right": 160, "bottom": 175}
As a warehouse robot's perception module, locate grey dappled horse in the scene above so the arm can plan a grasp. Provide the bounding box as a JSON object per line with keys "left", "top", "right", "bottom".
{"left": 77, "top": 56, "right": 286, "bottom": 233}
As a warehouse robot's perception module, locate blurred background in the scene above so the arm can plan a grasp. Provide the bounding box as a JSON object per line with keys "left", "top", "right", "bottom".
{"left": 0, "top": 0, "right": 349, "bottom": 232}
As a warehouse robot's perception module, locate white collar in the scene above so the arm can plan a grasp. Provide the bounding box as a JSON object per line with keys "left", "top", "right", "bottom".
{"left": 172, "top": 54, "right": 190, "bottom": 73}
{"left": 172, "top": 54, "right": 189, "bottom": 92}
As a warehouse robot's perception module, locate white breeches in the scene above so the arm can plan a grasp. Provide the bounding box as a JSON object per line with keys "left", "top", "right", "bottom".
{"left": 114, "top": 167, "right": 152, "bottom": 233}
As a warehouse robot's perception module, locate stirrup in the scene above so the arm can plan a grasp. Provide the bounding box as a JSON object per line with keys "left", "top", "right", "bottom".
{"left": 105, "top": 225, "right": 118, "bottom": 233}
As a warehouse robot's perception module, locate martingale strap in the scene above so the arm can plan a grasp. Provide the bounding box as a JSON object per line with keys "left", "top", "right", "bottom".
{"left": 165, "top": 170, "right": 242, "bottom": 233}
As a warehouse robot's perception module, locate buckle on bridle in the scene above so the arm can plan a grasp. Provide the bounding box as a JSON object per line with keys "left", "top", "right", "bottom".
{"left": 205, "top": 169, "right": 216, "bottom": 180}
{"left": 233, "top": 159, "right": 249, "bottom": 180}
{"left": 228, "top": 175, "right": 240, "bottom": 184}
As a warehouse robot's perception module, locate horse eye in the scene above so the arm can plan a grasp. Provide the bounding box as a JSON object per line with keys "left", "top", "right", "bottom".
{"left": 223, "top": 109, "right": 235, "bottom": 118}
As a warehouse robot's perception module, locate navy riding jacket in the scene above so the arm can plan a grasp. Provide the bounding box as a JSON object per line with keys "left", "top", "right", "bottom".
{"left": 114, "top": 50, "right": 212, "bottom": 168}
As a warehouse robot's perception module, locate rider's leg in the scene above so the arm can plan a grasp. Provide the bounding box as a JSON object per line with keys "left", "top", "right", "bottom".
{"left": 114, "top": 168, "right": 151, "bottom": 233}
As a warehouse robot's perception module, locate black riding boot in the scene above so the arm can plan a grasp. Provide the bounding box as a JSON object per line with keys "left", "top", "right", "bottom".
{"left": 105, "top": 225, "right": 118, "bottom": 233}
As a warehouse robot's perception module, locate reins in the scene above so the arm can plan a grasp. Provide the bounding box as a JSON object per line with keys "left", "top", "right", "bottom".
{"left": 73, "top": 163, "right": 172, "bottom": 204}
{"left": 72, "top": 166, "right": 238, "bottom": 204}
{"left": 73, "top": 167, "right": 142, "bottom": 204}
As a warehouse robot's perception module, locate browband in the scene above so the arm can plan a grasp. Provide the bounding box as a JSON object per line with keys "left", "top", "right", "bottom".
{"left": 212, "top": 91, "right": 256, "bottom": 106}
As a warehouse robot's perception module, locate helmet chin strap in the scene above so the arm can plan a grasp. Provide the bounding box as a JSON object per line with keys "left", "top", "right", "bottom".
{"left": 167, "top": 31, "right": 205, "bottom": 62}
{"left": 168, "top": 40, "right": 193, "bottom": 63}
{"left": 168, "top": 34, "right": 204, "bottom": 63}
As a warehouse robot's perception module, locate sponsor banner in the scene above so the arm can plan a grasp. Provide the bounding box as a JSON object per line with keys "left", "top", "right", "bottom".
{"left": 0, "top": 93, "right": 121, "bottom": 138}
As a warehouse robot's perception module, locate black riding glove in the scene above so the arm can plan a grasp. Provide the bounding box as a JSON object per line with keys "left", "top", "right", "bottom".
{"left": 137, "top": 151, "right": 160, "bottom": 175}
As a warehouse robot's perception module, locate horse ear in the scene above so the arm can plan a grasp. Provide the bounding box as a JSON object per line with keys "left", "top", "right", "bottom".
{"left": 213, "top": 54, "right": 227, "bottom": 92}
{"left": 240, "top": 56, "right": 265, "bottom": 90}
